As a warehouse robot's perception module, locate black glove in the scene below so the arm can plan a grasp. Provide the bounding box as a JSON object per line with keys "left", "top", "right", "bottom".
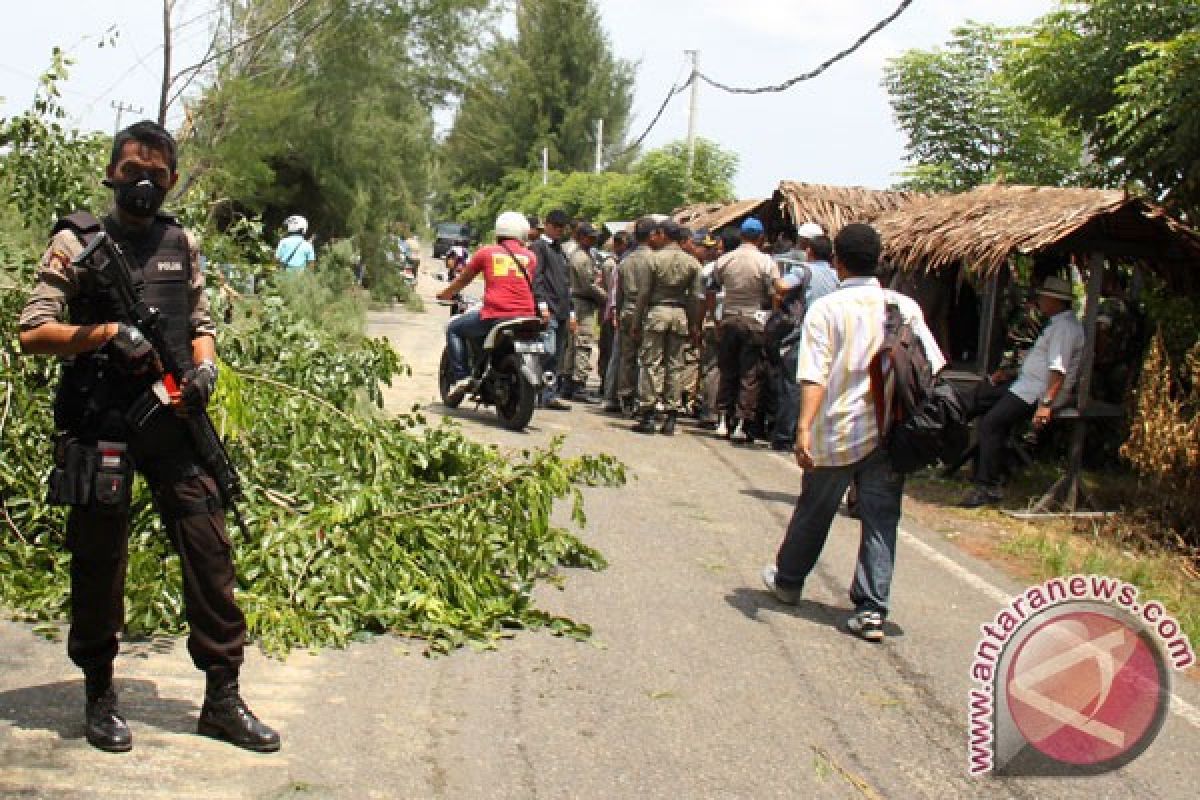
{"left": 180, "top": 361, "right": 218, "bottom": 410}
{"left": 105, "top": 323, "right": 157, "bottom": 375}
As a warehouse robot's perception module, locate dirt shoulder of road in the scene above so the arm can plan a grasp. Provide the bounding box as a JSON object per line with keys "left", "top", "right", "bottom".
{"left": 900, "top": 471, "right": 1200, "bottom": 681}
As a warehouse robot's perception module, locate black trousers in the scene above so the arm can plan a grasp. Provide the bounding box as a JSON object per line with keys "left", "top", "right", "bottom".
{"left": 716, "top": 315, "right": 765, "bottom": 423}
{"left": 970, "top": 383, "right": 1034, "bottom": 489}
{"left": 66, "top": 468, "right": 245, "bottom": 673}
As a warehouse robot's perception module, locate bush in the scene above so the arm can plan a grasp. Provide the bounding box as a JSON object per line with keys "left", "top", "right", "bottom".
{"left": 0, "top": 230, "right": 624, "bottom": 656}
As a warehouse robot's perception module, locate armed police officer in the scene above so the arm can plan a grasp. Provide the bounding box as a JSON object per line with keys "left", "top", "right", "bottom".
{"left": 17, "top": 121, "right": 279, "bottom": 754}
{"left": 631, "top": 221, "right": 703, "bottom": 435}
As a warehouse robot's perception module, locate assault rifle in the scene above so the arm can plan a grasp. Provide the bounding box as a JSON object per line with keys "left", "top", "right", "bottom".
{"left": 73, "top": 231, "right": 249, "bottom": 536}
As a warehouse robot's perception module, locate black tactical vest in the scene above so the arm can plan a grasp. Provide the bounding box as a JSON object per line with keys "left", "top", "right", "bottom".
{"left": 52, "top": 211, "right": 196, "bottom": 432}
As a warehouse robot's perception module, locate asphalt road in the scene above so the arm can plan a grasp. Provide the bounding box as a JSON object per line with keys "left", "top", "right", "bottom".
{"left": 1, "top": 266, "right": 1198, "bottom": 799}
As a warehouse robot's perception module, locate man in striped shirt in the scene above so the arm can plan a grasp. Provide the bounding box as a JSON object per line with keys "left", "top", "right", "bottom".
{"left": 761, "top": 223, "right": 944, "bottom": 642}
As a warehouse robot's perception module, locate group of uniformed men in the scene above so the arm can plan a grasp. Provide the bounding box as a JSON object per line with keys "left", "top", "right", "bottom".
{"left": 534, "top": 213, "right": 839, "bottom": 445}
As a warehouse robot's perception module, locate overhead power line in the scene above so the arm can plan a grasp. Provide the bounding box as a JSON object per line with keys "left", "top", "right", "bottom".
{"left": 698, "top": 0, "right": 915, "bottom": 94}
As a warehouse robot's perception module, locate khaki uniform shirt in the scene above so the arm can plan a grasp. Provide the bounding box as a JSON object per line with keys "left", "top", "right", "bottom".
{"left": 568, "top": 247, "right": 606, "bottom": 311}
{"left": 635, "top": 244, "right": 703, "bottom": 330}
{"left": 714, "top": 242, "right": 775, "bottom": 316}
{"left": 19, "top": 219, "right": 214, "bottom": 338}
{"left": 617, "top": 245, "right": 655, "bottom": 313}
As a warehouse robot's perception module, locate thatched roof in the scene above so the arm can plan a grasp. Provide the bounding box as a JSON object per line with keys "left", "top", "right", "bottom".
{"left": 671, "top": 198, "right": 768, "bottom": 232}
{"left": 770, "top": 181, "right": 924, "bottom": 234}
{"left": 875, "top": 184, "right": 1200, "bottom": 286}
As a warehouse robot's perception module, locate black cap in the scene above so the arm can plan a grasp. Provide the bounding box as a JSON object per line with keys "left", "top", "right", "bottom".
{"left": 576, "top": 221, "right": 598, "bottom": 238}
{"left": 526, "top": 214, "right": 542, "bottom": 229}
{"left": 545, "top": 209, "right": 570, "bottom": 227}
{"left": 661, "top": 220, "right": 686, "bottom": 242}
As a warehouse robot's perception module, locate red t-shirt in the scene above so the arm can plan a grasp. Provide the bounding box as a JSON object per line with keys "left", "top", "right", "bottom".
{"left": 465, "top": 243, "right": 538, "bottom": 320}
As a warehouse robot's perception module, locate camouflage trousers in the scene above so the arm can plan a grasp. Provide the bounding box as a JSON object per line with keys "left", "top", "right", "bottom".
{"left": 566, "top": 301, "right": 599, "bottom": 386}
{"left": 638, "top": 305, "right": 690, "bottom": 413}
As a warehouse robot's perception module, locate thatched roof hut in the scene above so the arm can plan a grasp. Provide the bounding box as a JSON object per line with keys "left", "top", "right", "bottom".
{"left": 671, "top": 198, "right": 769, "bottom": 232}
{"left": 766, "top": 181, "right": 924, "bottom": 235}
{"left": 875, "top": 184, "right": 1200, "bottom": 288}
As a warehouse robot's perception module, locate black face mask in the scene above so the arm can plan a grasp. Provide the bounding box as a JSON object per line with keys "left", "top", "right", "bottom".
{"left": 107, "top": 177, "right": 168, "bottom": 218}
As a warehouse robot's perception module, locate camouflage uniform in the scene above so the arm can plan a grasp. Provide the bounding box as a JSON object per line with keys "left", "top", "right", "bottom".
{"left": 566, "top": 246, "right": 606, "bottom": 388}
{"left": 615, "top": 245, "right": 655, "bottom": 406}
{"left": 1094, "top": 295, "right": 1138, "bottom": 402}
{"left": 634, "top": 243, "right": 703, "bottom": 414}
{"left": 996, "top": 290, "right": 1047, "bottom": 375}
{"left": 18, "top": 213, "right": 247, "bottom": 678}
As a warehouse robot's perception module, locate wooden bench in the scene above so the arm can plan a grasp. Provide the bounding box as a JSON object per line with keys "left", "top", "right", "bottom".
{"left": 1029, "top": 400, "right": 1126, "bottom": 512}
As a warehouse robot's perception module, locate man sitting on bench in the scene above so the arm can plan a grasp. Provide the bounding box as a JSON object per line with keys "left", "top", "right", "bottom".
{"left": 960, "top": 275, "right": 1084, "bottom": 508}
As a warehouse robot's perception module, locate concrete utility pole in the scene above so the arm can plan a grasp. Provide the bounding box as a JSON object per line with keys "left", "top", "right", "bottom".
{"left": 594, "top": 118, "right": 604, "bottom": 173}
{"left": 111, "top": 100, "right": 144, "bottom": 133}
{"left": 542, "top": 146, "right": 549, "bottom": 185}
{"left": 684, "top": 49, "right": 700, "bottom": 199}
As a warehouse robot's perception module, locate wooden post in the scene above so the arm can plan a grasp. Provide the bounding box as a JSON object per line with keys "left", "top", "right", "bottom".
{"left": 976, "top": 269, "right": 1000, "bottom": 377}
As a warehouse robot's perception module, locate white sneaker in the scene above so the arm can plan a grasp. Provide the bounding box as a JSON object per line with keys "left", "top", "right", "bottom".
{"left": 730, "top": 420, "right": 748, "bottom": 443}
{"left": 846, "top": 610, "right": 885, "bottom": 642}
{"left": 761, "top": 566, "right": 800, "bottom": 605}
{"left": 715, "top": 415, "right": 728, "bottom": 437}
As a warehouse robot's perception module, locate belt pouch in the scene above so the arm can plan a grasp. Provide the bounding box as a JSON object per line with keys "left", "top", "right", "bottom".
{"left": 92, "top": 441, "right": 132, "bottom": 507}
{"left": 46, "top": 435, "right": 96, "bottom": 506}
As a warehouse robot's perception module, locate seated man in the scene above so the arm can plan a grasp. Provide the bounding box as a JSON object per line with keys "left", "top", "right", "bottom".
{"left": 436, "top": 211, "right": 539, "bottom": 402}
{"left": 960, "top": 275, "right": 1084, "bottom": 507}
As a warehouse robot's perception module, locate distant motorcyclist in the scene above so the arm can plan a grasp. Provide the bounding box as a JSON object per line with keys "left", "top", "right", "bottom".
{"left": 436, "top": 211, "right": 541, "bottom": 403}
{"left": 276, "top": 215, "right": 315, "bottom": 273}
{"left": 444, "top": 245, "right": 470, "bottom": 280}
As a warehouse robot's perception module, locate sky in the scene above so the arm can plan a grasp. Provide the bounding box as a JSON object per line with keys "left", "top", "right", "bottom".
{"left": 0, "top": 0, "right": 1059, "bottom": 199}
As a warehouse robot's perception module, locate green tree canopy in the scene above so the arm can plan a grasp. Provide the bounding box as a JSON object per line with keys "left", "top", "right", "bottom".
{"left": 625, "top": 138, "right": 737, "bottom": 213}
{"left": 442, "top": 0, "right": 635, "bottom": 189}
{"left": 1013, "top": 0, "right": 1200, "bottom": 216}
{"left": 883, "top": 23, "right": 1085, "bottom": 193}
{"left": 185, "top": 0, "right": 494, "bottom": 275}
{"left": 439, "top": 138, "right": 738, "bottom": 239}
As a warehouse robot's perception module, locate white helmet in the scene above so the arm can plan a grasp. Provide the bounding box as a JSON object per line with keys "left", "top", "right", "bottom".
{"left": 284, "top": 215, "right": 308, "bottom": 235}
{"left": 797, "top": 222, "right": 824, "bottom": 240}
{"left": 495, "top": 210, "right": 530, "bottom": 241}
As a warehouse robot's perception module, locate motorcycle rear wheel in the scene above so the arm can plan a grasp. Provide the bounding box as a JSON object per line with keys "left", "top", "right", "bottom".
{"left": 494, "top": 354, "right": 535, "bottom": 431}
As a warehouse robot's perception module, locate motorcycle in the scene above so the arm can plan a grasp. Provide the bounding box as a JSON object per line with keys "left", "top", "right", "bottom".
{"left": 438, "top": 295, "right": 550, "bottom": 431}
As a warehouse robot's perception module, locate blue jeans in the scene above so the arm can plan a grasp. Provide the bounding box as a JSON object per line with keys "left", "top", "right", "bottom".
{"left": 773, "top": 447, "right": 904, "bottom": 616}
{"left": 771, "top": 342, "right": 800, "bottom": 447}
{"left": 446, "top": 310, "right": 498, "bottom": 381}
{"left": 540, "top": 317, "right": 568, "bottom": 403}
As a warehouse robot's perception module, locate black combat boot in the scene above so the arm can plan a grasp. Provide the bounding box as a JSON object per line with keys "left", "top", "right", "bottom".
{"left": 632, "top": 413, "right": 657, "bottom": 434}
{"left": 659, "top": 412, "right": 677, "bottom": 436}
{"left": 84, "top": 665, "right": 132, "bottom": 753}
{"left": 197, "top": 667, "right": 281, "bottom": 752}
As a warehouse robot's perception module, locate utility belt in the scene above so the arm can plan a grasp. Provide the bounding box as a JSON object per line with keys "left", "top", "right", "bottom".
{"left": 47, "top": 435, "right": 133, "bottom": 510}
{"left": 47, "top": 381, "right": 196, "bottom": 511}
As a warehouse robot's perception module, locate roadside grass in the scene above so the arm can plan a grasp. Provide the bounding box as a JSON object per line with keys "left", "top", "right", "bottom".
{"left": 906, "top": 466, "right": 1200, "bottom": 657}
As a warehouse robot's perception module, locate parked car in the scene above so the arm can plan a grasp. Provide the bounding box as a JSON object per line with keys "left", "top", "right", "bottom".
{"left": 432, "top": 222, "right": 473, "bottom": 258}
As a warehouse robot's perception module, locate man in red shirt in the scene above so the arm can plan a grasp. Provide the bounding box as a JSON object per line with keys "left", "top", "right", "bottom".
{"left": 437, "top": 211, "right": 540, "bottom": 401}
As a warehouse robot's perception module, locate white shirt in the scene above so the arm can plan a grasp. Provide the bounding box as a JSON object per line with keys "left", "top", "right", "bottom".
{"left": 1009, "top": 309, "right": 1085, "bottom": 406}
{"left": 797, "top": 277, "right": 945, "bottom": 467}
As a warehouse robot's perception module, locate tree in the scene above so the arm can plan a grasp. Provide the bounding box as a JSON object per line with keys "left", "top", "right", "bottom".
{"left": 883, "top": 23, "right": 1085, "bottom": 193}
{"left": 625, "top": 139, "right": 737, "bottom": 213}
{"left": 184, "top": 0, "right": 494, "bottom": 279}
{"left": 442, "top": 0, "right": 635, "bottom": 189}
{"left": 1013, "top": 0, "right": 1200, "bottom": 216}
